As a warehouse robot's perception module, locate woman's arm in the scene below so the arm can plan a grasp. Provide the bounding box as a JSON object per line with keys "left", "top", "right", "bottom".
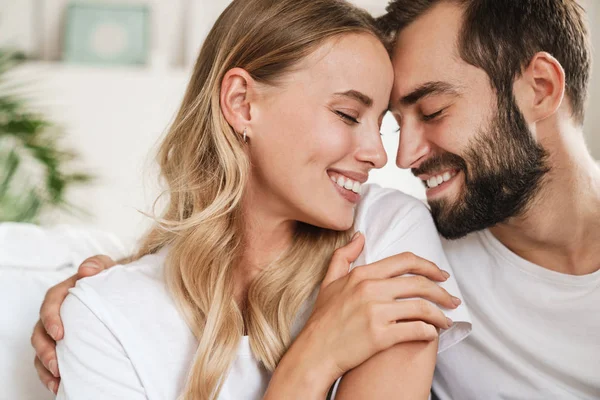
{"left": 264, "top": 233, "right": 457, "bottom": 399}
{"left": 56, "top": 293, "right": 147, "bottom": 399}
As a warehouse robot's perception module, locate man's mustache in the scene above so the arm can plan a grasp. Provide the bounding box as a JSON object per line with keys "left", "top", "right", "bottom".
{"left": 411, "top": 152, "right": 468, "bottom": 177}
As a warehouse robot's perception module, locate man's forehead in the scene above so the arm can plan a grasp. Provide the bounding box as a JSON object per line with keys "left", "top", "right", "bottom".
{"left": 389, "top": 1, "right": 465, "bottom": 94}
{"left": 392, "top": 44, "right": 472, "bottom": 99}
{"left": 391, "top": 48, "right": 465, "bottom": 102}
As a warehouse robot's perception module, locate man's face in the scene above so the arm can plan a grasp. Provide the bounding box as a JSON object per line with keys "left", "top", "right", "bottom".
{"left": 389, "top": 2, "right": 548, "bottom": 239}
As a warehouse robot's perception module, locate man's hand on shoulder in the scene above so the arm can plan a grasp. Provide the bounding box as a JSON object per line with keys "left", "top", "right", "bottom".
{"left": 31, "top": 255, "right": 117, "bottom": 394}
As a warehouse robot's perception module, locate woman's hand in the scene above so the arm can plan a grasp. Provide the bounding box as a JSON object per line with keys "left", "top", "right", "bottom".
{"left": 265, "top": 232, "right": 460, "bottom": 399}
{"left": 31, "top": 255, "right": 116, "bottom": 394}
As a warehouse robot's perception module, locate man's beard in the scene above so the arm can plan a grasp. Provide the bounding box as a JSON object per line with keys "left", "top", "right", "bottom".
{"left": 412, "top": 94, "right": 550, "bottom": 240}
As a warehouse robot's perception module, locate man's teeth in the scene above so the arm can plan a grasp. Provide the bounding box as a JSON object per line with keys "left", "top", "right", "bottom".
{"left": 330, "top": 175, "right": 362, "bottom": 194}
{"left": 426, "top": 171, "right": 456, "bottom": 189}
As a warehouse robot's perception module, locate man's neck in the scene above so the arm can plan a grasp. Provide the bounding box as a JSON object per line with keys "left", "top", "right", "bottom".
{"left": 489, "top": 128, "right": 600, "bottom": 276}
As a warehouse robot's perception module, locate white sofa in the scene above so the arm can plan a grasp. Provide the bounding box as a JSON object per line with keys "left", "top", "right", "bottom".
{"left": 0, "top": 223, "right": 127, "bottom": 400}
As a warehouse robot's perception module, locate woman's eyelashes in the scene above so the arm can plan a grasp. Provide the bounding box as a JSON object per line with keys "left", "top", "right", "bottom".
{"left": 335, "top": 110, "right": 360, "bottom": 125}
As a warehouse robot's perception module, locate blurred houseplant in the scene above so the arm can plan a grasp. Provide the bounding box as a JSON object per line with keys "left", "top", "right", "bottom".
{"left": 0, "top": 50, "right": 92, "bottom": 223}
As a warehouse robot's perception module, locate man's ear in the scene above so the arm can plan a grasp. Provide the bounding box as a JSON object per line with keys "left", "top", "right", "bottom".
{"left": 220, "top": 67, "right": 256, "bottom": 140}
{"left": 516, "top": 52, "right": 566, "bottom": 123}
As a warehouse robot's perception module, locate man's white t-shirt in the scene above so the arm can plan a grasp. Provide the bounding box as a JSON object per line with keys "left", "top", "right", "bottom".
{"left": 56, "top": 185, "right": 471, "bottom": 399}
{"left": 434, "top": 229, "right": 600, "bottom": 400}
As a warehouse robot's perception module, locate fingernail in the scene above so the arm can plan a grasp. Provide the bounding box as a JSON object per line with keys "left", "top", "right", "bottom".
{"left": 49, "top": 359, "right": 59, "bottom": 377}
{"left": 351, "top": 231, "right": 361, "bottom": 241}
{"left": 81, "top": 261, "right": 101, "bottom": 269}
{"left": 452, "top": 296, "right": 462, "bottom": 306}
{"left": 48, "top": 381, "right": 56, "bottom": 394}
{"left": 441, "top": 270, "right": 451, "bottom": 280}
{"left": 49, "top": 325, "right": 59, "bottom": 341}
{"left": 446, "top": 317, "right": 454, "bottom": 328}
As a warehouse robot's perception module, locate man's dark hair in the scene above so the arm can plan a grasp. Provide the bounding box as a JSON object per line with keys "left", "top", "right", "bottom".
{"left": 377, "top": 0, "right": 592, "bottom": 124}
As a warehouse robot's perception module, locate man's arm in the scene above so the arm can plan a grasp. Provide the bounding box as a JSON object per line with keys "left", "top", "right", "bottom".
{"left": 32, "top": 255, "right": 118, "bottom": 394}
{"left": 335, "top": 339, "right": 437, "bottom": 399}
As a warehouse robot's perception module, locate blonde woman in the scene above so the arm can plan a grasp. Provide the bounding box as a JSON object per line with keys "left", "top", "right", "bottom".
{"left": 32, "top": 0, "right": 470, "bottom": 399}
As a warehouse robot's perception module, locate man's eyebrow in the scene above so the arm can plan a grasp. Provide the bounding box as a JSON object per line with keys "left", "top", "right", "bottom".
{"left": 399, "top": 81, "right": 461, "bottom": 106}
{"left": 334, "top": 90, "right": 373, "bottom": 107}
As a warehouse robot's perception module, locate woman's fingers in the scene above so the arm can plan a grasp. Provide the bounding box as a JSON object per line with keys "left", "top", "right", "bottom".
{"left": 350, "top": 252, "right": 449, "bottom": 283}
{"left": 385, "top": 321, "right": 439, "bottom": 347}
{"left": 381, "top": 299, "right": 453, "bottom": 330}
{"left": 34, "top": 356, "right": 60, "bottom": 394}
{"left": 382, "top": 275, "right": 461, "bottom": 309}
{"left": 352, "top": 274, "right": 459, "bottom": 310}
{"left": 321, "top": 232, "right": 365, "bottom": 287}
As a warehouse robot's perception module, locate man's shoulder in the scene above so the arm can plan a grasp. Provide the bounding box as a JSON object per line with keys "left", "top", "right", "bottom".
{"left": 360, "top": 183, "right": 425, "bottom": 207}
{"left": 357, "top": 184, "right": 429, "bottom": 226}
{"left": 440, "top": 230, "right": 503, "bottom": 280}
{"left": 441, "top": 230, "right": 489, "bottom": 256}
{"left": 355, "top": 184, "right": 440, "bottom": 261}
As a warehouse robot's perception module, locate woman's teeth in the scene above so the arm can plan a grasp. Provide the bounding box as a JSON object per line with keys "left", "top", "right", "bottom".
{"left": 426, "top": 171, "right": 456, "bottom": 189}
{"left": 330, "top": 175, "right": 362, "bottom": 194}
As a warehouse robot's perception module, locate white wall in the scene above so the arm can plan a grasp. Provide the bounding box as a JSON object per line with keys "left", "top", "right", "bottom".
{"left": 7, "top": 63, "right": 189, "bottom": 249}
{"left": 0, "top": 0, "right": 390, "bottom": 67}
{"left": 2, "top": 1, "right": 599, "bottom": 247}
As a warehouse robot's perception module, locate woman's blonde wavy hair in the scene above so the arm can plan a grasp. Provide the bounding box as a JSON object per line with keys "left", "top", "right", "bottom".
{"left": 134, "top": 0, "right": 385, "bottom": 398}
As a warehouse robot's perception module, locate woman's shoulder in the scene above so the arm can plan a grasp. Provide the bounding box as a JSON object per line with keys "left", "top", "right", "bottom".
{"left": 57, "top": 249, "right": 195, "bottom": 399}
{"left": 75, "top": 250, "right": 169, "bottom": 304}
{"left": 62, "top": 249, "right": 183, "bottom": 332}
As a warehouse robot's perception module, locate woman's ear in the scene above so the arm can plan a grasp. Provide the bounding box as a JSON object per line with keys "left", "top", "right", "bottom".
{"left": 220, "top": 67, "right": 256, "bottom": 139}
{"left": 516, "top": 52, "right": 566, "bottom": 123}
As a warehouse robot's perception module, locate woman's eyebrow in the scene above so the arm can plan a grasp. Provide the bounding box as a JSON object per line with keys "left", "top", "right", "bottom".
{"left": 334, "top": 90, "right": 374, "bottom": 107}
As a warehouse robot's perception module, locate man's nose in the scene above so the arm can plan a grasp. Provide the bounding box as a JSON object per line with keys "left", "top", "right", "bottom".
{"left": 396, "top": 122, "right": 431, "bottom": 170}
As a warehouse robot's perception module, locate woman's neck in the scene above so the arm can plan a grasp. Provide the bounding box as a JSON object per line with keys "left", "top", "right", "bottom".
{"left": 233, "top": 198, "right": 297, "bottom": 306}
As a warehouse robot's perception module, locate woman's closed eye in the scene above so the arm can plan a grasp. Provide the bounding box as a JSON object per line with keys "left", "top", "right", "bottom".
{"left": 335, "top": 110, "right": 360, "bottom": 124}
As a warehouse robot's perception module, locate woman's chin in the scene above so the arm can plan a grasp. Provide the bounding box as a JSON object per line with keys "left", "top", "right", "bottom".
{"left": 318, "top": 214, "right": 355, "bottom": 232}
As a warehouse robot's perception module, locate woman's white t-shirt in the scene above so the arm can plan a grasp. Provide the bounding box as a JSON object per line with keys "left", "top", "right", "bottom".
{"left": 56, "top": 185, "right": 471, "bottom": 399}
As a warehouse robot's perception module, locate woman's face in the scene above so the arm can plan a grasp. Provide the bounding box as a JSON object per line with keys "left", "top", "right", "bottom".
{"left": 248, "top": 33, "right": 393, "bottom": 230}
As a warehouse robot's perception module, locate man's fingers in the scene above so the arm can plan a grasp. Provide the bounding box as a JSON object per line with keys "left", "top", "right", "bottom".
{"left": 35, "top": 356, "right": 60, "bottom": 394}
{"left": 322, "top": 232, "right": 365, "bottom": 287}
{"left": 77, "top": 255, "right": 116, "bottom": 278}
{"left": 353, "top": 252, "right": 449, "bottom": 282}
{"left": 31, "top": 320, "right": 60, "bottom": 377}
{"left": 39, "top": 274, "right": 78, "bottom": 341}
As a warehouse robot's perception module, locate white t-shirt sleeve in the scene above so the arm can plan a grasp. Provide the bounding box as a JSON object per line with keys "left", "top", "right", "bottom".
{"left": 373, "top": 203, "right": 471, "bottom": 353}
{"left": 354, "top": 186, "right": 472, "bottom": 353}
{"left": 56, "top": 289, "right": 147, "bottom": 399}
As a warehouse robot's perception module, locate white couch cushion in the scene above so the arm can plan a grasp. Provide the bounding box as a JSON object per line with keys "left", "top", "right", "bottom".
{"left": 0, "top": 223, "right": 128, "bottom": 400}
